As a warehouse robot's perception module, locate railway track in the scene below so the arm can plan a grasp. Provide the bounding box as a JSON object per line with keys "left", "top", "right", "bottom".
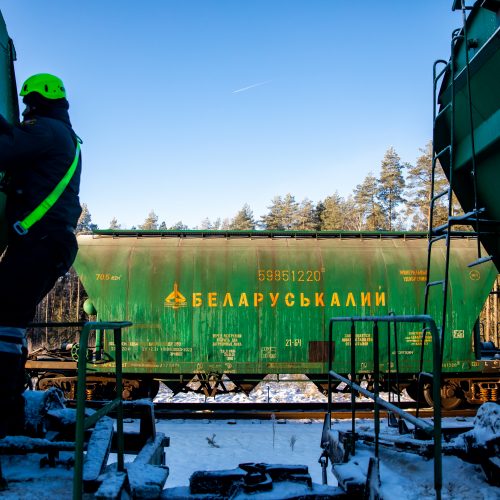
{"left": 76, "top": 400, "right": 478, "bottom": 421}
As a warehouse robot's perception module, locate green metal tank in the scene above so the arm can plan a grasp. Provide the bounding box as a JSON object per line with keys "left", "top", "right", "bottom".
{"left": 434, "top": 2, "right": 500, "bottom": 267}
{"left": 0, "top": 10, "right": 19, "bottom": 253}
{"left": 74, "top": 231, "right": 497, "bottom": 377}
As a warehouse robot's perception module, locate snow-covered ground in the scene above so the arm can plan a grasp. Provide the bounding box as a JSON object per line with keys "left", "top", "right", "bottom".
{"left": 0, "top": 378, "right": 498, "bottom": 499}
{"left": 154, "top": 374, "right": 332, "bottom": 403}
{"left": 152, "top": 374, "right": 414, "bottom": 404}
{"left": 153, "top": 418, "right": 498, "bottom": 499}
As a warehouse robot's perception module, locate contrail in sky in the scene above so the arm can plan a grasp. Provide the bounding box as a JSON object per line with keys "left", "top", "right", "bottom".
{"left": 232, "top": 80, "right": 272, "bottom": 94}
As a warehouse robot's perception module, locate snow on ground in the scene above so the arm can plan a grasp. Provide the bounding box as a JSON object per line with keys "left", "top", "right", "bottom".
{"left": 2, "top": 415, "right": 498, "bottom": 500}
{"left": 0, "top": 379, "right": 498, "bottom": 499}
{"left": 144, "top": 418, "right": 326, "bottom": 485}
{"left": 150, "top": 378, "right": 497, "bottom": 498}
{"left": 154, "top": 374, "right": 330, "bottom": 403}
{"left": 148, "top": 417, "right": 499, "bottom": 499}
{"left": 152, "top": 374, "right": 414, "bottom": 404}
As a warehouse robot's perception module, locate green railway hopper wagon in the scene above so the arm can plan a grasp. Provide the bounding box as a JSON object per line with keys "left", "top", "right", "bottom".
{"left": 0, "top": 10, "right": 19, "bottom": 253}
{"left": 434, "top": 1, "right": 500, "bottom": 268}
{"left": 73, "top": 231, "right": 497, "bottom": 405}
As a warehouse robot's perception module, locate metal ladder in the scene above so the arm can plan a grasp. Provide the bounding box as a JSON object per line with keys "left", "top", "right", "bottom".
{"left": 420, "top": 0, "right": 486, "bottom": 401}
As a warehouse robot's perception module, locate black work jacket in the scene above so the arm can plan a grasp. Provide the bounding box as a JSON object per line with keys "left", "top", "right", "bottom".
{"left": 0, "top": 107, "right": 82, "bottom": 241}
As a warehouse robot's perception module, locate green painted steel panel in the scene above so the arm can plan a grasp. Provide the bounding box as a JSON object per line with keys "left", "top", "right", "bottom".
{"left": 74, "top": 232, "right": 497, "bottom": 376}
{"left": 0, "top": 10, "right": 19, "bottom": 253}
{"left": 435, "top": 4, "right": 500, "bottom": 268}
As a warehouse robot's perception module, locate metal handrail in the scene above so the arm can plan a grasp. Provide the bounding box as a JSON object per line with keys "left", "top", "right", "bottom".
{"left": 327, "top": 315, "right": 442, "bottom": 500}
{"left": 72, "top": 321, "right": 132, "bottom": 500}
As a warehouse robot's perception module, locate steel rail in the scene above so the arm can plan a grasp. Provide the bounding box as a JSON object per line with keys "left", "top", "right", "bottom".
{"left": 72, "top": 400, "right": 477, "bottom": 421}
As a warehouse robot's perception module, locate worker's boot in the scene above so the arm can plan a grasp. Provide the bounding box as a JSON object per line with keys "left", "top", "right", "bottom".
{"left": 0, "top": 327, "right": 27, "bottom": 437}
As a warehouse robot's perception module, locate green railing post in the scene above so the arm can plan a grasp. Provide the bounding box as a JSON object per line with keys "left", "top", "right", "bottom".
{"left": 429, "top": 319, "right": 442, "bottom": 500}
{"left": 326, "top": 315, "right": 442, "bottom": 500}
{"left": 73, "top": 323, "right": 90, "bottom": 500}
{"left": 73, "top": 321, "right": 132, "bottom": 500}
{"left": 350, "top": 320, "right": 356, "bottom": 455}
{"left": 114, "top": 326, "right": 125, "bottom": 473}
{"left": 373, "top": 321, "right": 380, "bottom": 459}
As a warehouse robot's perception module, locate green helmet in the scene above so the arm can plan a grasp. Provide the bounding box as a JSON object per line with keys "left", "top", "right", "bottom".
{"left": 20, "top": 73, "right": 66, "bottom": 100}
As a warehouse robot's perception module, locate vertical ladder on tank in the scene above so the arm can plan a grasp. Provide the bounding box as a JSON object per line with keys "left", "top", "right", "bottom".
{"left": 420, "top": 0, "right": 489, "bottom": 403}
{"left": 422, "top": 33, "right": 459, "bottom": 376}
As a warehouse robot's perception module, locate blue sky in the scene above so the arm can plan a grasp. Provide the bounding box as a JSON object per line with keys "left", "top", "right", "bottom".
{"left": 1, "top": 1, "right": 460, "bottom": 229}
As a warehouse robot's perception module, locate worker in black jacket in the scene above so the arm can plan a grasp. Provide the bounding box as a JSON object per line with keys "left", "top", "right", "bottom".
{"left": 0, "top": 73, "right": 82, "bottom": 437}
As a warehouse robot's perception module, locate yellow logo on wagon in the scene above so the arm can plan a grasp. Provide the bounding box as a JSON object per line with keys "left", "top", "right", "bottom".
{"left": 164, "top": 282, "right": 187, "bottom": 309}
{"left": 164, "top": 282, "right": 386, "bottom": 310}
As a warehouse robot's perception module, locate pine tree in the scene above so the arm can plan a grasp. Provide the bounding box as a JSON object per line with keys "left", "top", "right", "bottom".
{"left": 139, "top": 210, "right": 159, "bottom": 230}
{"left": 320, "top": 192, "right": 346, "bottom": 230}
{"left": 405, "top": 141, "right": 448, "bottom": 231}
{"left": 261, "top": 194, "right": 299, "bottom": 230}
{"left": 169, "top": 221, "right": 188, "bottom": 230}
{"left": 108, "top": 217, "right": 121, "bottom": 230}
{"left": 353, "top": 173, "right": 383, "bottom": 230}
{"left": 377, "top": 147, "right": 406, "bottom": 230}
{"left": 229, "top": 204, "right": 256, "bottom": 230}
{"left": 212, "top": 218, "right": 222, "bottom": 230}
{"left": 201, "top": 217, "right": 213, "bottom": 230}
{"left": 293, "top": 198, "right": 317, "bottom": 230}
{"left": 342, "top": 195, "right": 363, "bottom": 231}
{"left": 159, "top": 221, "right": 167, "bottom": 230}
{"left": 76, "top": 203, "right": 96, "bottom": 233}
{"left": 260, "top": 196, "right": 282, "bottom": 229}
{"left": 314, "top": 201, "right": 325, "bottom": 230}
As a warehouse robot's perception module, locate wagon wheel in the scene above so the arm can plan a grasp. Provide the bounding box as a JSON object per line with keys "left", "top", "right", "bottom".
{"left": 36, "top": 373, "right": 75, "bottom": 399}
{"left": 70, "top": 343, "right": 92, "bottom": 362}
{"left": 404, "top": 382, "right": 426, "bottom": 405}
{"left": 423, "top": 380, "right": 464, "bottom": 410}
{"left": 135, "top": 379, "right": 160, "bottom": 399}
{"left": 36, "top": 372, "right": 66, "bottom": 391}
{"left": 71, "top": 343, "right": 80, "bottom": 361}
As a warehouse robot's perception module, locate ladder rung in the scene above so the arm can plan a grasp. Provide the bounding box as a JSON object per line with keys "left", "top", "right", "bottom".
{"left": 432, "top": 222, "right": 449, "bottom": 234}
{"left": 448, "top": 208, "right": 485, "bottom": 223}
{"left": 468, "top": 255, "right": 493, "bottom": 268}
{"left": 435, "top": 102, "right": 451, "bottom": 121}
{"left": 426, "top": 280, "right": 444, "bottom": 288}
{"left": 429, "top": 233, "right": 447, "bottom": 242}
{"left": 435, "top": 145, "right": 451, "bottom": 160}
{"left": 431, "top": 189, "right": 449, "bottom": 202}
